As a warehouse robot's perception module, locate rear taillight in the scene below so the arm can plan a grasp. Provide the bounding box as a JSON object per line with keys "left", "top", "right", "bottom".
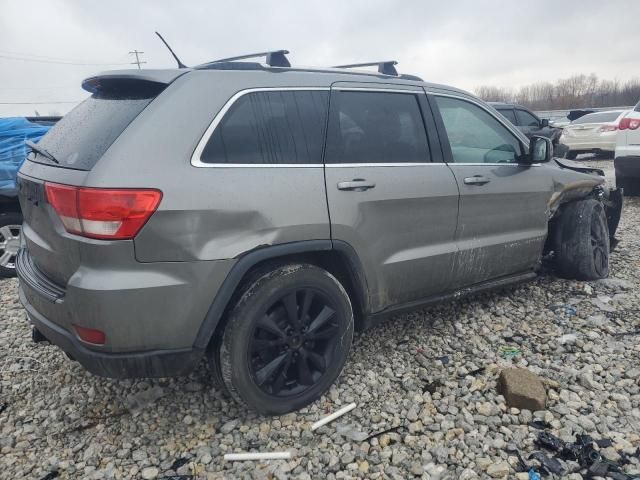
{"left": 45, "top": 183, "right": 162, "bottom": 240}
{"left": 598, "top": 125, "right": 617, "bottom": 132}
{"left": 619, "top": 117, "right": 640, "bottom": 130}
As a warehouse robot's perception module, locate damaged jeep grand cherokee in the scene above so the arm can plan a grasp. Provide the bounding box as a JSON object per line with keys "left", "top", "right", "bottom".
{"left": 16, "top": 52, "right": 622, "bottom": 414}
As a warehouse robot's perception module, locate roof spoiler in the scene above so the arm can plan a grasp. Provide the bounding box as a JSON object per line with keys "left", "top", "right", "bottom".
{"left": 82, "top": 69, "right": 189, "bottom": 95}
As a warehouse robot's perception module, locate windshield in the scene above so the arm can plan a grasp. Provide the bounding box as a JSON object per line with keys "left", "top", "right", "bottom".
{"left": 572, "top": 111, "right": 623, "bottom": 125}
{"left": 31, "top": 95, "right": 154, "bottom": 170}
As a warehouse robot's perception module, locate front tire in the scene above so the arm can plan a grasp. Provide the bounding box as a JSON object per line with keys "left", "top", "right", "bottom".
{"left": 565, "top": 151, "right": 578, "bottom": 160}
{"left": 555, "top": 200, "right": 610, "bottom": 280}
{"left": 0, "top": 212, "right": 23, "bottom": 278}
{"left": 218, "top": 264, "right": 354, "bottom": 415}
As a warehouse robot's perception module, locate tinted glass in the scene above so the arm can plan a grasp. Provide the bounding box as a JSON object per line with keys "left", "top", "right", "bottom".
{"left": 572, "top": 111, "right": 623, "bottom": 124}
{"left": 325, "top": 91, "right": 430, "bottom": 164}
{"left": 34, "top": 96, "right": 153, "bottom": 170}
{"left": 201, "top": 90, "right": 329, "bottom": 164}
{"left": 516, "top": 109, "right": 540, "bottom": 127}
{"left": 635, "top": 101, "right": 640, "bottom": 112}
{"left": 435, "top": 96, "right": 523, "bottom": 164}
{"left": 496, "top": 108, "right": 517, "bottom": 124}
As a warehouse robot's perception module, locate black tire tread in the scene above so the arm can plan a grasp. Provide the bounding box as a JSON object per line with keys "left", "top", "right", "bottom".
{"left": 219, "top": 263, "right": 353, "bottom": 414}
{"left": 555, "top": 199, "right": 609, "bottom": 280}
{"left": 0, "top": 211, "right": 23, "bottom": 279}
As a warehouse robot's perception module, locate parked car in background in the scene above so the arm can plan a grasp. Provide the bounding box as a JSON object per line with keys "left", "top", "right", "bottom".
{"left": 0, "top": 117, "right": 58, "bottom": 277}
{"left": 16, "top": 56, "right": 622, "bottom": 414}
{"left": 560, "top": 110, "right": 628, "bottom": 159}
{"left": 615, "top": 100, "right": 640, "bottom": 195}
{"left": 489, "top": 102, "right": 563, "bottom": 144}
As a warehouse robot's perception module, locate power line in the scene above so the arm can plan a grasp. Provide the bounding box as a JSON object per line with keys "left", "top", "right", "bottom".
{"left": 0, "top": 52, "right": 129, "bottom": 66}
{"left": 129, "top": 50, "right": 146, "bottom": 69}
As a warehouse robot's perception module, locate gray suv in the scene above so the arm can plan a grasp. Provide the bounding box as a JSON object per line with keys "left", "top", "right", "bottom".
{"left": 16, "top": 52, "right": 622, "bottom": 414}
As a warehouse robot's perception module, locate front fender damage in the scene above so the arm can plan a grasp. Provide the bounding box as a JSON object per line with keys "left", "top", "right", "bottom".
{"left": 548, "top": 161, "right": 623, "bottom": 248}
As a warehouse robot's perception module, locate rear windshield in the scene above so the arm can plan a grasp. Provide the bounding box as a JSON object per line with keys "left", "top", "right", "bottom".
{"left": 31, "top": 95, "right": 153, "bottom": 170}
{"left": 572, "top": 111, "right": 622, "bottom": 125}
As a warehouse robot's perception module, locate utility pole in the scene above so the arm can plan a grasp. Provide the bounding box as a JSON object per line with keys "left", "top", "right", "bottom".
{"left": 128, "top": 50, "right": 146, "bottom": 69}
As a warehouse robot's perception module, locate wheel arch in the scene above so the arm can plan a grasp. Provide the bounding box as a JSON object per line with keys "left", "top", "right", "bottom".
{"left": 194, "top": 240, "right": 370, "bottom": 351}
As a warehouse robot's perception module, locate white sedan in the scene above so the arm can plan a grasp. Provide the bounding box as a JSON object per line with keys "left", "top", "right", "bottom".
{"left": 560, "top": 110, "right": 629, "bottom": 159}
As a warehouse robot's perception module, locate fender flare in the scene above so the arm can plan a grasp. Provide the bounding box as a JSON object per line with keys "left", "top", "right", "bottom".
{"left": 193, "top": 239, "right": 370, "bottom": 349}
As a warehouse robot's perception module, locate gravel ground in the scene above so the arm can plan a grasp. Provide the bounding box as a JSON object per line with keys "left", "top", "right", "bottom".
{"left": 1, "top": 159, "right": 639, "bottom": 480}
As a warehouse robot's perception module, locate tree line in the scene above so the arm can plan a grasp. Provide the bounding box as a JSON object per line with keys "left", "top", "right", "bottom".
{"left": 476, "top": 74, "right": 640, "bottom": 111}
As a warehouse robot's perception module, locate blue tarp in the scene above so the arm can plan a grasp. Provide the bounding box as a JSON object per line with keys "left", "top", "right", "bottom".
{"left": 0, "top": 118, "right": 52, "bottom": 197}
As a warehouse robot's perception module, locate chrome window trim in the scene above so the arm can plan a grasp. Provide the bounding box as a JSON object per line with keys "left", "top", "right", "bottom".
{"left": 191, "top": 87, "right": 330, "bottom": 168}
{"left": 332, "top": 87, "right": 424, "bottom": 94}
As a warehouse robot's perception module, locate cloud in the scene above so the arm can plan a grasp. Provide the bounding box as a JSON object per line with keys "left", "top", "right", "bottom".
{"left": 1, "top": 0, "right": 639, "bottom": 115}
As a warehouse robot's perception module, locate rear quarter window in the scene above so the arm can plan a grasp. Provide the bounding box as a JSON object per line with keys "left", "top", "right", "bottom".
{"left": 200, "top": 90, "right": 329, "bottom": 165}
{"left": 33, "top": 95, "right": 154, "bottom": 170}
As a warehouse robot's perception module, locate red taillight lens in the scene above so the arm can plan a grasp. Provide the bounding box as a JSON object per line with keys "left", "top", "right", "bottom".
{"left": 619, "top": 117, "right": 640, "bottom": 130}
{"left": 45, "top": 183, "right": 162, "bottom": 240}
{"left": 598, "top": 125, "right": 617, "bottom": 132}
{"left": 73, "top": 324, "right": 106, "bottom": 345}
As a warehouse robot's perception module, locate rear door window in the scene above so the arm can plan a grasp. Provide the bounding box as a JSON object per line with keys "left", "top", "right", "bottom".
{"left": 515, "top": 109, "right": 540, "bottom": 127}
{"left": 200, "top": 90, "right": 329, "bottom": 164}
{"left": 33, "top": 96, "right": 154, "bottom": 170}
{"left": 325, "top": 91, "right": 431, "bottom": 164}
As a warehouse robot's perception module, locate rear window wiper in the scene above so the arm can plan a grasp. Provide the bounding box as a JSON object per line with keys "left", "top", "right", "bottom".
{"left": 26, "top": 140, "right": 59, "bottom": 164}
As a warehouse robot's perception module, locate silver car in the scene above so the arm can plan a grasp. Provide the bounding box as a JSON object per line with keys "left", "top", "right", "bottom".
{"left": 560, "top": 110, "right": 629, "bottom": 159}
{"left": 16, "top": 53, "right": 622, "bottom": 414}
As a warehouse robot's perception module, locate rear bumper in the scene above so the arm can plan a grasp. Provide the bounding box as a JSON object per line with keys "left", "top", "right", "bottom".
{"left": 560, "top": 137, "right": 616, "bottom": 153}
{"left": 15, "top": 244, "right": 235, "bottom": 377}
{"left": 19, "top": 285, "right": 203, "bottom": 378}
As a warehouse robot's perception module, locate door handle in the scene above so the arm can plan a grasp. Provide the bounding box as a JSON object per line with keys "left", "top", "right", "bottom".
{"left": 463, "top": 175, "right": 490, "bottom": 186}
{"left": 337, "top": 179, "right": 376, "bottom": 191}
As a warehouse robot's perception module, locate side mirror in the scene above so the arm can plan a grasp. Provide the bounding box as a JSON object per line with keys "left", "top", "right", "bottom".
{"left": 529, "top": 135, "right": 552, "bottom": 163}
{"left": 541, "top": 118, "right": 549, "bottom": 128}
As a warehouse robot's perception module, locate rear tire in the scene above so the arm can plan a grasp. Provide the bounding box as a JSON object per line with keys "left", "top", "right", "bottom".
{"left": 218, "top": 264, "right": 354, "bottom": 415}
{"left": 0, "top": 212, "right": 23, "bottom": 279}
{"left": 555, "top": 200, "right": 610, "bottom": 280}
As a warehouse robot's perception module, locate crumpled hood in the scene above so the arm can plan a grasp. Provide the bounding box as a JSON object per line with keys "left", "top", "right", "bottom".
{"left": 554, "top": 158, "right": 605, "bottom": 177}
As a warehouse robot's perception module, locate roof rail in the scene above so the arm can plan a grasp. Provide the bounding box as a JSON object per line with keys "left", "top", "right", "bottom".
{"left": 198, "top": 50, "right": 291, "bottom": 68}
{"left": 333, "top": 61, "right": 399, "bottom": 76}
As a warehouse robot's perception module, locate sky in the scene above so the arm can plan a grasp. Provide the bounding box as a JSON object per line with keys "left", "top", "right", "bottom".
{"left": 1, "top": 0, "right": 639, "bottom": 116}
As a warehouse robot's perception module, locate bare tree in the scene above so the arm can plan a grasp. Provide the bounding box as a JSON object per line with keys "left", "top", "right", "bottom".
{"left": 476, "top": 74, "right": 640, "bottom": 110}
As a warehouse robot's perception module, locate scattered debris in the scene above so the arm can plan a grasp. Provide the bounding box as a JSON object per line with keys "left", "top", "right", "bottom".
{"left": 534, "top": 430, "right": 638, "bottom": 479}
{"left": 224, "top": 451, "right": 292, "bottom": 461}
{"left": 438, "top": 355, "right": 450, "bottom": 365}
{"left": 363, "top": 424, "right": 405, "bottom": 442}
{"left": 528, "top": 451, "right": 564, "bottom": 475}
{"left": 497, "top": 368, "right": 546, "bottom": 411}
{"left": 529, "top": 420, "right": 552, "bottom": 430}
{"left": 311, "top": 403, "right": 357, "bottom": 431}
{"left": 592, "top": 295, "right": 616, "bottom": 312}
{"left": 336, "top": 424, "right": 369, "bottom": 442}
{"left": 423, "top": 379, "right": 442, "bottom": 394}
{"left": 528, "top": 468, "right": 541, "bottom": 480}
{"left": 499, "top": 346, "right": 520, "bottom": 359}
{"left": 459, "top": 367, "right": 486, "bottom": 378}
{"left": 169, "top": 458, "right": 190, "bottom": 471}
{"left": 124, "top": 386, "right": 165, "bottom": 415}
{"left": 38, "top": 472, "right": 59, "bottom": 480}
{"left": 0, "top": 402, "right": 7, "bottom": 414}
